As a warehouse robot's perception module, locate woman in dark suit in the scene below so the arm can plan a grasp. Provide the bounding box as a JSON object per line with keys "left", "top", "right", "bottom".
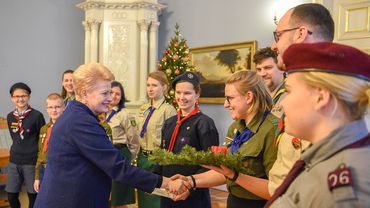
{"left": 34, "top": 63, "right": 189, "bottom": 208}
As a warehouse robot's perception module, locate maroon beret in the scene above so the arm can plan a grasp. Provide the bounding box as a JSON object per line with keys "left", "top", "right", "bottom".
{"left": 282, "top": 42, "right": 370, "bottom": 81}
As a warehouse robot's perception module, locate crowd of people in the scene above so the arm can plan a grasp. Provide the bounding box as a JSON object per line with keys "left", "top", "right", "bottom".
{"left": 4, "top": 3, "right": 369, "bottom": 208}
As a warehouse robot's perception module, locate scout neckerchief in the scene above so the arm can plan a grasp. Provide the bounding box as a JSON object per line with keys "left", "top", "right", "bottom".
{"left": 228, "top": 110, "right": 270, "bottom": 155}
{"left": 140, "top": 106, "right": 155, "bottom": 138}
{"left": 272, "top": 82, "right": 285, "bottom": 105}
{"left": 42, "top": 123, "right": 54, "bottom": 153}
{"left": 265, "top": 133, "right": 370, "bottom": 208}
{"left": 168, "top": 105, "right": 200, "bottom": 152}
{"left": 106, "top": 109, "right": 117, "bottom": 122}
{"left": 13, "top": 105, "right": 32, "bottom": 139}
{"left": 63, "top": 95, "right": 75, "bottom": 108}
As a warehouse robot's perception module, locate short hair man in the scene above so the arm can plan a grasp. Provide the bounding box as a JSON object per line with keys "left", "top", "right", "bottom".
{"left": 6, "top": 82, "right": 45, "bottom": 208}
{"left": 253, "top": 47, "right": 285, "bottom": 116}
{"left": 268, "top": 2, "right": 334, "bottom": 196}
{"left": 272, "top": 3, "right": 334, "bottom": 68}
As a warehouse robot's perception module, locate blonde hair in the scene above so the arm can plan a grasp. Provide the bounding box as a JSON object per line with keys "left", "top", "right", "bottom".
{"left": 226, "top": 70, "right": 272, "bottom": 114}
{"left": 73, "top": 63, "right": 115, "bottom": 100}
{"left": 46, "top": 93, "right": 63, "bottom": 105}
{"left": 301, "top": 71, "right": 370, "bottom": 120}
{"left": 149, "top": 71, "right": 169, "bottom": 87}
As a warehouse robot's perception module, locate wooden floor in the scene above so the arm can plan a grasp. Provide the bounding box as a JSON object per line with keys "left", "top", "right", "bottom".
{"left": 17, "top": 188, "right": 228, "bottom": 208}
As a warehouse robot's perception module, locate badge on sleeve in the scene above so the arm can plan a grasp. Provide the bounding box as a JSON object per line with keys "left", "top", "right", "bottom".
{"left": 130, "top": 117, "right": 137, "bottom": 127}
{"left": 327, "top": 163, "right": 353, "bottom": 191}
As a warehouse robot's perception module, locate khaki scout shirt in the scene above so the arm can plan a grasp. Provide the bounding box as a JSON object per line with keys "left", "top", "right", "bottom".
{"left": 137, "top": 98, "right": 176, "bottom": 151}
{"left": 35, "top": 121, "right": 53, "bottom": 180}
{"left": 107, "top": 107, "right": 140, "bottom": 160}
{"left": 271, "top": 120, "right": 370, "bottom": 207}
{"left": 267, "top": 84, "right": 310, "bottom": 195}
{"left": 226, "top": 111, "right": 278, "bottom": 200}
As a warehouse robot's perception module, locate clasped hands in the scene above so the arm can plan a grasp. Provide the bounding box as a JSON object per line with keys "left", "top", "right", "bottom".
{"left": 162, "top": 174, "right": 194, "bottom": 201}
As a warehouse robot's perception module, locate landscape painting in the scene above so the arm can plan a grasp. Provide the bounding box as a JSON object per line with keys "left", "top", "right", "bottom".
{"left": 190, "top": 41, "right": 257, "bottom": 103}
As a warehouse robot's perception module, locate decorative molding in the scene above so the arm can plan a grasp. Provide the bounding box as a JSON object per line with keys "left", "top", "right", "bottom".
{"left": 107, "top": 25, "right": 130, "bottom": 84}
{"left": 337, "top": 0, "right": 370, "bottom": 40}
{"left": 76, "top": 1, "right": 166, "bottom": 14}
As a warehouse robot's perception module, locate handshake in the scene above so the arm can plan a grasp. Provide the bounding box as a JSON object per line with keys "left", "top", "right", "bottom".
{"left": 158, "top": 174, "right": 195, "bottom": 201}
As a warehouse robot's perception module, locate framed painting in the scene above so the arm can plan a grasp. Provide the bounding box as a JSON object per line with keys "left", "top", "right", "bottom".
{"left": 190, "top": 41, "right": 257, "bottom": 104}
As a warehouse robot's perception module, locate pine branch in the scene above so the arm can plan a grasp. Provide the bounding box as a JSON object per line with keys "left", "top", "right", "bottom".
{"left": 149, "top": 145, "right": 254, "bottom": 175}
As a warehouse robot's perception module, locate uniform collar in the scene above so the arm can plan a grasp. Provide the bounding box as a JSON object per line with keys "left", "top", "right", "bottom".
{"left": 151, "top": 97, "right": 166, "bottom": 109}
{"left": 234, "top": 111, "right": 265, "bottom": 134}
{"left": 301, "top": 119, "right": 368, "bottom": 167}
{"left": 270, "top": 81, "right": 285, "bottom": 98}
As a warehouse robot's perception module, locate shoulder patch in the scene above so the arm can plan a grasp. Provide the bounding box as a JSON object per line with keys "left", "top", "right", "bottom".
{"left": 328, "top": 164, "right": 353, "bottom": 191}
{"left": 130, "top": 117, "right": 137, "bottom": 127}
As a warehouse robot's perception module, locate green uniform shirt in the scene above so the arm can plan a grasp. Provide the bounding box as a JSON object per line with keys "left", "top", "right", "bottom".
{"left": 35, "top": 121, "right": 53, "bottom": 180}
{"left": 226, "top": 111, "right": 278, "bottom": 200}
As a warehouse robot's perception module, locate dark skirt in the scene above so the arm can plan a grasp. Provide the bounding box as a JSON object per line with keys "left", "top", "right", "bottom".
{"left": 137, "top": 152, "right": 160, "bottom": 208}
{"left": 111, "top": 145, "right": 135, "bottom": 206}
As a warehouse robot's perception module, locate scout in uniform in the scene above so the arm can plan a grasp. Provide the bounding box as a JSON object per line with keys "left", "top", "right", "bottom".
{"left": 266, "top": 42, "right": 370, "bottom": 207}
{"left": 177, "top": 70, "right": 278, "bottom": 208}
{"left": 136, "top": 71, "right": 177, "bottom": 208}
{"left": 107, "top": 81, "right": 140, "bottom": 208}
{"left": 154, "top": 71, "right": 219, "bottom": 208}
{"left": 61, "top": 69, "right": 75, "bottom": 107}
{"left": 6, "top": 82, "right": 46, "bottom": 208}
{"left": 34, "top": 93, "right": 65, "bottom": 193}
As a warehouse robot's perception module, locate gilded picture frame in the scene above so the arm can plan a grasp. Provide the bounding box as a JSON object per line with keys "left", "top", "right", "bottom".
{"left": 190, "top": 41, "right": 257, "bottom": 104}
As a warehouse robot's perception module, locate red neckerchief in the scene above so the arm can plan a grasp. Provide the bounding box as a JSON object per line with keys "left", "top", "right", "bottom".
{"left": 168, "top": 105, "right": 199, "bottom": 152}
{"left": 13, "top": 105, "right": 32, "bottom": 139}
{"left": 42, "top": 123, "right": 54, "bottom": 153}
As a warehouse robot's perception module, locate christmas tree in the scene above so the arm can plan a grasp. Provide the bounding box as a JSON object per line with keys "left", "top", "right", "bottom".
{"left": 158, "top": 23, "right": 195, "bottom": 108}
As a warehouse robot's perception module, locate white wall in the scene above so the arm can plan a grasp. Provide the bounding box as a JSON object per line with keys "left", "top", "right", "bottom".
{"left": 157, "top": 0, "right": 311, "bottom": 143}
{"left": 0, "top": 0, "right": 84, "bottom": 119}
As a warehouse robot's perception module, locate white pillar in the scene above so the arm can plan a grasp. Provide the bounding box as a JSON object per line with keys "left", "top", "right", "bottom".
{"left": 138, "top": 20, "right": 150, "bottom": 103}
{"left": 82, "top": 21, "right": 91, "bottom": 64}
{"left": 149, "top": 21, "right": 160, "bottom": 72}
{"left": 90, "top": 20, "right": 101, "bottom": 63}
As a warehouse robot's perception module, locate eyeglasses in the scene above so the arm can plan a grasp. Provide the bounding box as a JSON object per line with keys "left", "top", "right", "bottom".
{"left": 12, "top": 95, "right": 29, "bottom": 100}
{"left": 225, "top": 95, "right": 240, "bottom": 105}
{"left": 273, "top": 27, "right": 313, "bottom": 42}
{"left": 46, "top": 105, "right": 63, "bottom": 110}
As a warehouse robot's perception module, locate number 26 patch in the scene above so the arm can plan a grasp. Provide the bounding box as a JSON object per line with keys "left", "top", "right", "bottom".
{"left": 327, "top": 164, "right": 353, "bottom": 191}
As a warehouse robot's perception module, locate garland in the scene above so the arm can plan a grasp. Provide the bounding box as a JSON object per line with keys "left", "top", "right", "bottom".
{"left": 149, "top": 145, "right": 254, "bottom": 174}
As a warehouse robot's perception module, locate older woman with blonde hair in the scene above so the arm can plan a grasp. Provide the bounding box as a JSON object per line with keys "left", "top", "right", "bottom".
{"left": 265, "top": 42, "right": 370, "bottom": 207}
{"left": 34, "top": 63, "right": 189, "bottom": 208}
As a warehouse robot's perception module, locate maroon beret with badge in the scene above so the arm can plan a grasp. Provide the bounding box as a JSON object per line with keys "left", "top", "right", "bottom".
{"left": 282, "top": 42, "right": 370, "bottom": 81}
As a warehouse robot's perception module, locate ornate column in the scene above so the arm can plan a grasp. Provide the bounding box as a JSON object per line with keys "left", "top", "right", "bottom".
{"left": 82, "top": 21, "right": 91, "bottom": 63}
{"left": 90, "top": 20, "right": 101, "bottom": 63}
{"left": 149, "top": 21, "right": 160, "bottom": 72}
{"left": 77, "top": 0, "right": 166, "bottom": 110}
{"left": 138, "top": 20, "right": 150, "bottom": 103}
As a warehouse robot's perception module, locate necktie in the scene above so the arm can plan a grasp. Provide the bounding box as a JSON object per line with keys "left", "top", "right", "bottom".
{"left": 140, "top": 106, "right": 155, "bottom": 138}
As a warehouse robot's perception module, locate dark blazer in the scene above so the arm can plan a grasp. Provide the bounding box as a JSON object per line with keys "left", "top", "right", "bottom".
{"left": 34, "top": 101, "right": 161, "bottom": 208}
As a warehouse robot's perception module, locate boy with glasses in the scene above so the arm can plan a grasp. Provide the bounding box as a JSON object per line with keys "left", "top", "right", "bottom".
{"left": 34, "top": 93, "right": 65, "bottom": 193}
{"left": 6, "top": 82, "right": 45, "bottom": 208}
